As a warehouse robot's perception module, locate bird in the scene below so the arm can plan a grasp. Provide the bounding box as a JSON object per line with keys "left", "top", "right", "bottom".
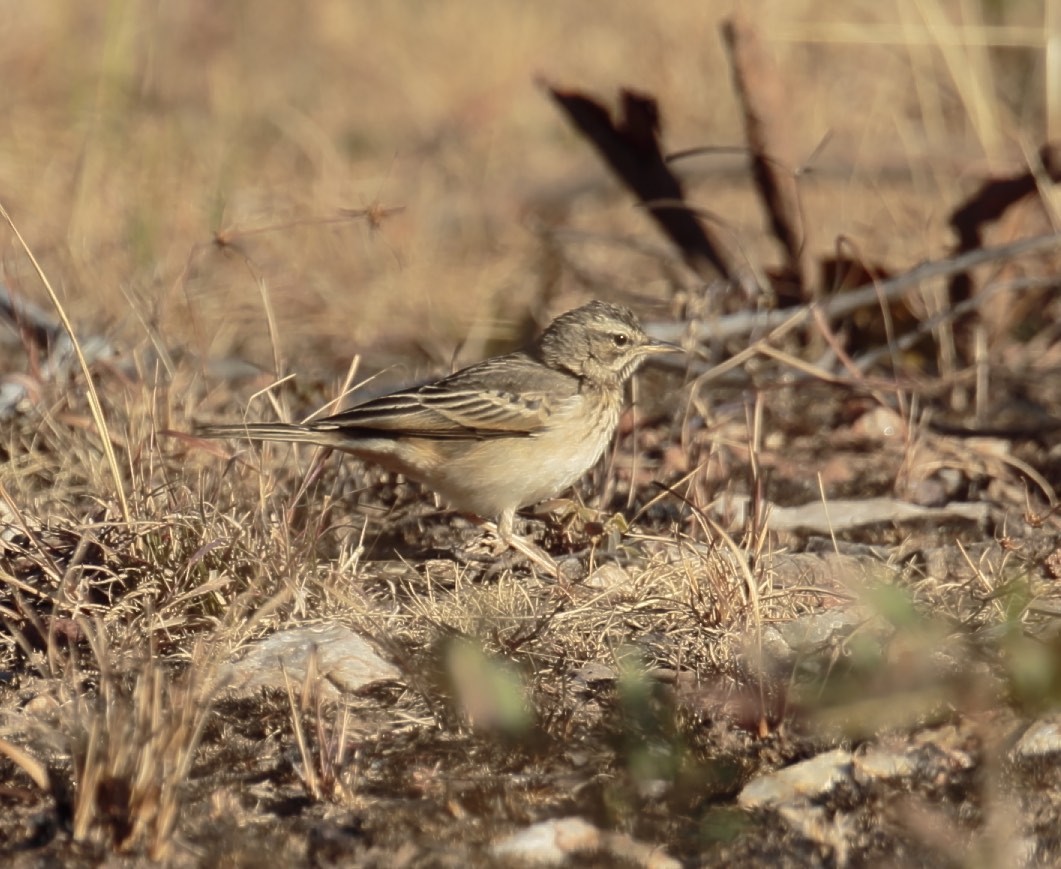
{"left": 197, "top": 300, "right": 677, "bottom": 556}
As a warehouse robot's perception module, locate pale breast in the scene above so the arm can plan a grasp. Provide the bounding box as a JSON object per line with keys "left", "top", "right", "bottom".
{"left": 427, "top": 391, "right": 620, "bottom": 517}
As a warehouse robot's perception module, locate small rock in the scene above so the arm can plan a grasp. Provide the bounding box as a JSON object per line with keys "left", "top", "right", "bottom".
{"left": 491, "top": 816, "right": 679, "bottom": 868}
{"left": 776, "top": 609, "right": 867, "bottom": 651}
{"left": 753, "top": 607, "right": 879, "bottom": 672}
{"left": 1013, "top": 716, "right": 1061, "bottom": 760}
{"left": 556, "top": 557, "right": 586, "bottom": 583}
{"left": 907, "top": 476, "right": 950, "bottom": 508}
{"left": 738, "top": 749, "right": 853, "bottom": 809}
{"left": 22, "top": 693, "right": 60, "bottom": 718}
{"left": 217, "top": 622, "right": 399, "bottom": 699}
{"left": 492, "top": 817, "right": 600, "bottom": 866}
{"left": 582, "top": 563, "right": 631, "bottom": 591}
{"left": 851, "top": 406, "right": 906, "bottom": 440}
{"left": 853, "top": 746, "right": 917, "bottom": 782}
{"left": 571, "top": 661, "right": 618, "bottom": 689}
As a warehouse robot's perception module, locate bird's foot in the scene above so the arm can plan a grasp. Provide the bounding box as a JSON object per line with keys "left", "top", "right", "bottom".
{"left": 453, "top": 517, "right": 557, "bottom": 577}
{"left": 492, "top": 526, "right": 558, "bottom": 577}
{"left": 451, "top": 544, "right": 528, "bottom": 582}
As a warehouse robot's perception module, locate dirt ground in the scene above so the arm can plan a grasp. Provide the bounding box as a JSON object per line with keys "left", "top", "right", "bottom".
{"left": 2, "top": 3, "right": 1061, "bottom": 867}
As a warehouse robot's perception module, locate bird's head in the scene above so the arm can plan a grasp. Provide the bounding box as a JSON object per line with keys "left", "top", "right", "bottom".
{"left": 537, "top": 300, "right": 677, "bottom": 385}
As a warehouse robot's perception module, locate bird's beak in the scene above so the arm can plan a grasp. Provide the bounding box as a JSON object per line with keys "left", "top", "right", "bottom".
{"left": 642, "top": 338, "right": 682, "bottom": 355}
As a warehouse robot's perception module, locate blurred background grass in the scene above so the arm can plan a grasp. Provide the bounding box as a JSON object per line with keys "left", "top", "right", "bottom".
{"left": 0, "top": 0, "right": 1053, "bottom": 380}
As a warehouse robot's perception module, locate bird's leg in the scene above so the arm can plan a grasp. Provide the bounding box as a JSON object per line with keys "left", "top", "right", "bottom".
{"left": 482, "top": 511, "right": 558, "bottom": 576}
{"left": 497, "top": 510, "right": 515, "bottom": 544}
{"left": 448, "top": 512, "right": 558, "bottom": 576}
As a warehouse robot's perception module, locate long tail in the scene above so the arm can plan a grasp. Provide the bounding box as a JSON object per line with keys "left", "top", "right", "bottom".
{"left": 196, "top": 422, "right": 345, "bottom": 449}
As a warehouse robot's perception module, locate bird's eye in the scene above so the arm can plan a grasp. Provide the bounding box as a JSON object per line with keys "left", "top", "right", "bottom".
{"left": 612, "top": 333, "right": 629, "bottom": 347}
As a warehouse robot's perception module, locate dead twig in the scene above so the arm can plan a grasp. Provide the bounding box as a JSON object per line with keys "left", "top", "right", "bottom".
{"left": 722, "top": 14, "right": 812, "bottom": 295}
{"left": 541, "top": 81, "right": 752, "bottom": 293}
{"left": 948, "top": 142, "right": 1061, "bottom": 304}
{"left": 648, "top": 231, "right": 1061, "bottom": 345}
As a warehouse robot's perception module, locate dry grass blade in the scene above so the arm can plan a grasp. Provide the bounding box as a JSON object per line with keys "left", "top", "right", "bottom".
{"left": 282, "top": 659, "right": 320, "bottom": 798}
{"left": 65, "top": 655, "right": 214, "bottom": 859}
{"left": 0, "top": 736, "right": 51, "bottom": 791}
{"left": 0, "top": 202, "right": 130, "bottom": 525}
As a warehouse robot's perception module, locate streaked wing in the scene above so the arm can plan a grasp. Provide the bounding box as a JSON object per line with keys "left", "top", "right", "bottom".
{"left": 311, "top": 353, "right": 574, "bottom": 440}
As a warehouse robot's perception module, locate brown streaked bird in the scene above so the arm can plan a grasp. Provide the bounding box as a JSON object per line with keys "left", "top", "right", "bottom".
{"left": 197, "top": 300, "right": 676, "bottom": 550}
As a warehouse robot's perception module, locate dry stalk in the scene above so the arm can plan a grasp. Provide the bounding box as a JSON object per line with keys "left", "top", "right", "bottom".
{"left": 64, "top": 632, "right": 214, "bottom": 859}
{"left": 0, "top": 204, "right": 130, "bottom": 525}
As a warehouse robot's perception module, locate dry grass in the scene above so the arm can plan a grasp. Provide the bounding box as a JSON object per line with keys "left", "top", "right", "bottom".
{"left": 1, "top": 1, "right": 1061, "bottom": 865}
